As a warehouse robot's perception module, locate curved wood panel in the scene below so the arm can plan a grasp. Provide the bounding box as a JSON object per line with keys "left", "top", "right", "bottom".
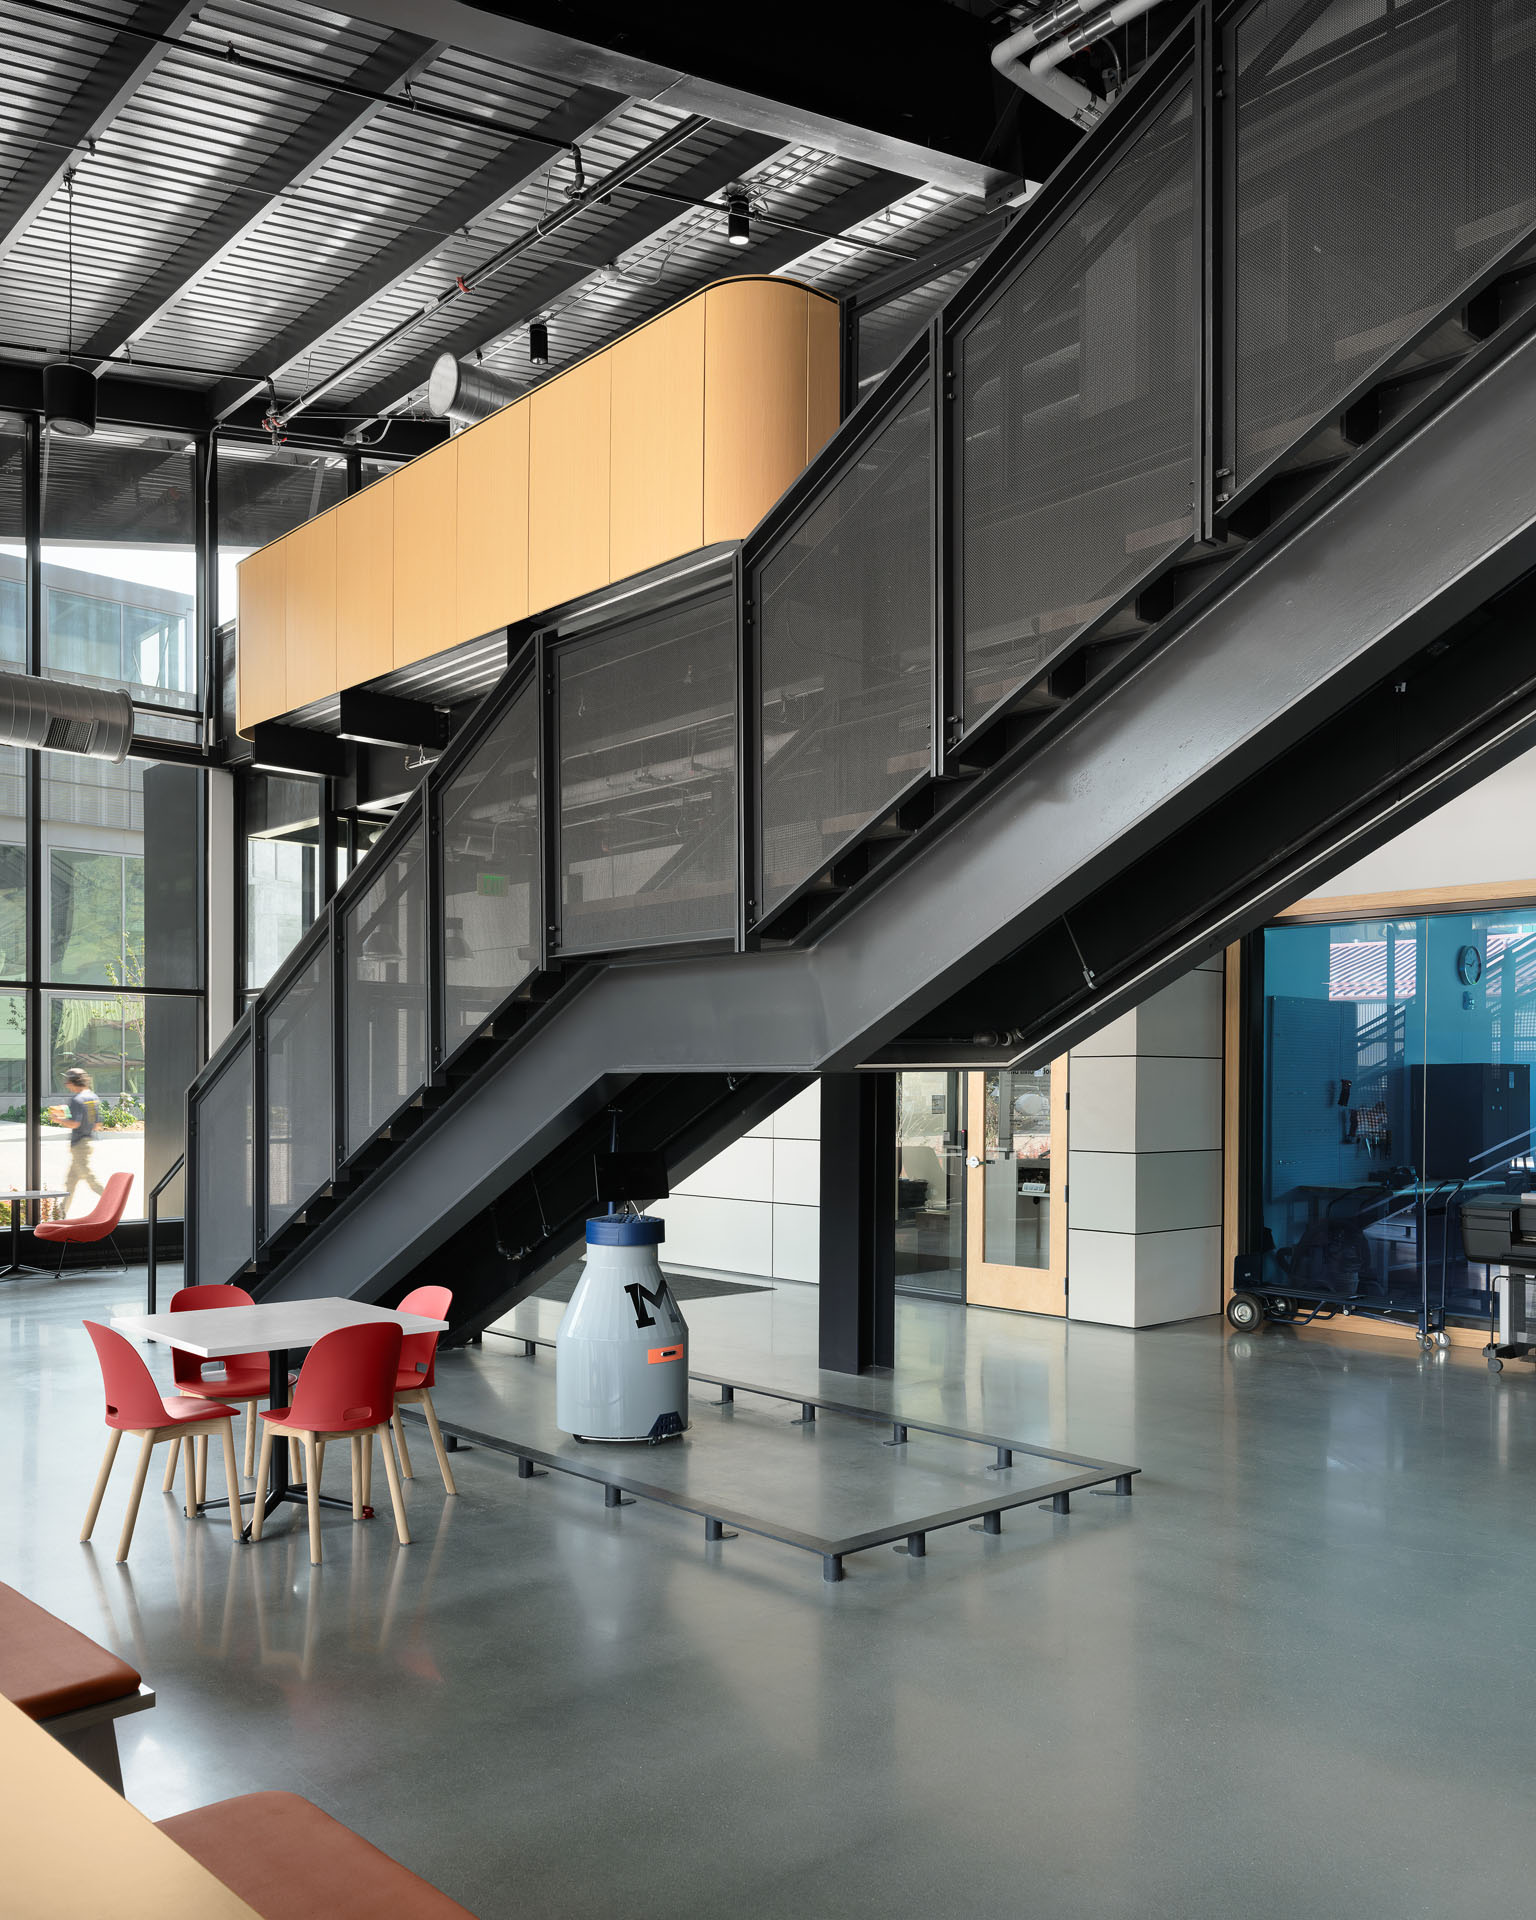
{"left": 238, "top": 278, "right": 840, "bottom": 734}
{"left": 528, "top": 350, "right": 611, "bottom": 612}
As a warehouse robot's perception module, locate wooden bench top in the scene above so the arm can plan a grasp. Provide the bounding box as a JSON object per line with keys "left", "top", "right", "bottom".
{"left": 0, "top": 1694, "right": 261, "bottom": 1918}
{"left": 159, "top": 1793, "right": 480, "bottom": 1919}
{"left": 0, "top": 1581, "right": 140, "bottom": 1720}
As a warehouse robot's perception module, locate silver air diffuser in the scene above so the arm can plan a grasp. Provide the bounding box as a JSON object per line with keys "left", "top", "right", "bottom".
{"left": 0, "top": 673, "right": 133, "bottom": 762}
{"left": 426, "top": 353, "right": 520, "bottom": 427}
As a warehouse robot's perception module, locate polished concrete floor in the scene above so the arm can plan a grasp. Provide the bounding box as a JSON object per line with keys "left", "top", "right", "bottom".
{"left": 6, "top": 1267, "right": 1536, "bottom": 1917}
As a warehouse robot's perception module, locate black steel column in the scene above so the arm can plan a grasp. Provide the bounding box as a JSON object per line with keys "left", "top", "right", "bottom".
{"left": 818, "top": 1071, "right": 896, "bottom": 1374}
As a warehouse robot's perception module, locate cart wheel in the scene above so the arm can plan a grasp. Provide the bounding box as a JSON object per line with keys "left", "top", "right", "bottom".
{"left": 1436, "top": 1331, "right": 1451, "bottom": 1349}
{"left": 1489, "top": 1357, "right": 1504, "bottom": 1373}
{"left": 1484, "top": 1343, "right": 1499, "bottom": 1358}
{"left": 1226, "top": 1293, "right": 1264, "bottom": 1332}
{"left": 1267, "top": 1296, "right": 1297, "bottom": 1322}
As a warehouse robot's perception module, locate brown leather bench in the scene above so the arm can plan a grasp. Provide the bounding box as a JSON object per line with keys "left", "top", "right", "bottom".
{"left": 0, "top": 1579, "right": 153, "bottom": 1791}
{"left": 159, "top": 1792, "right": 480, "bottom": 1918}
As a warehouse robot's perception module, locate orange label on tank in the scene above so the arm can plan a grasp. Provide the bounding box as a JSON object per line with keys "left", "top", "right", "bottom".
{"left": 647, "top": 1344, "right": 684, "bottom": 1364}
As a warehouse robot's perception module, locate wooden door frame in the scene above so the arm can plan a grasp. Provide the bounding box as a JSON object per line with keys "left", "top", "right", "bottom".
{"left": 963, "top": 1057, "right": 1068, "bottom": 1315}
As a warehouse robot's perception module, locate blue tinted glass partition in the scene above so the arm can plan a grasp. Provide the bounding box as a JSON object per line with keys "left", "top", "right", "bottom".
{"left": 1260, "top": 908, "right": 1536, "bottom": 1317}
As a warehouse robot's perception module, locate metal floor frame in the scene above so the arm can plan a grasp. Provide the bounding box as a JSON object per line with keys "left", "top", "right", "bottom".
{"left": 407, "top": 1336, "right": 1140, "bottom": 1582}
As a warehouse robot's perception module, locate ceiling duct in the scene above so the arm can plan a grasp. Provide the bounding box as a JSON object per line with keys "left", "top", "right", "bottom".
{"left": 426, "top": 354, "right": 521, "bottom": 427}
{"left": 0, "top": 674, "right": 133, "bottom": 763}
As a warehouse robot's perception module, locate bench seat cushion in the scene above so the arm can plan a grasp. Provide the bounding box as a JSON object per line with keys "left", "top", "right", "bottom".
{"left": 157, "top": 1791, "right": 479, "bottom": 1919}
{"left": 0, "top": 1581, "right": 141, "bottom": 1719}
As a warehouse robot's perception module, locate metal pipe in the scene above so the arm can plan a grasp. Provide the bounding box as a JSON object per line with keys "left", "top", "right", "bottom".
{"left": 1031, "top": 0, "right": 1165, "bottom": 78}
{"left": 0, "top": 672, "right": 133, "bottom": 762}
{"left": 991, "top": 0, "right": 1162, "bottom": 127}
{"left": 257, "top": 116, "right": 710, "bottom": 433}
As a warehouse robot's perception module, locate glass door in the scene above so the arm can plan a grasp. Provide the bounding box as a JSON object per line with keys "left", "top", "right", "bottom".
{"left": 964, "top": 1061, "right": 1067, "bottom": 1315}
{"left": 895, "top": 1070, "right": 967, "bottom": 1299}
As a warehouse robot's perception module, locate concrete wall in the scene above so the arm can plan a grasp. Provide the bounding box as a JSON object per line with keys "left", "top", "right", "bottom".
{"left": 653, "top": 1081, "right": 820, "bottom": 1282}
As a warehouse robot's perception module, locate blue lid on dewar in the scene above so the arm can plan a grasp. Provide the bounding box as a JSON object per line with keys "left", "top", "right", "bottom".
{"left": 586, "top": 1215, "right": 665, "bottom": 1247}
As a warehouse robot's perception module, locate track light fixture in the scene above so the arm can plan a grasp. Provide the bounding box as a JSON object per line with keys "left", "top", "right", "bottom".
{"left": 529, "top": 320, "right": 550, "bottom": 365}
{"left": 44, "top": 169, "right": 96, "bottom": 438}
{"left": 725, "top": 192, "right": 752, "bottom": 248}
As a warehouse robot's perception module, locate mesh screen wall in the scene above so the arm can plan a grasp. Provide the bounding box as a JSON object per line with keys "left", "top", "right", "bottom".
{"left": 441, "top": 680, "right": 541, "bottom": 1048}
{"left": 1230, "top": 0, "right": 1536, "bottom": 491}
{"left": 758, "top": 381, "right": 933, "bottom": 915}
{"left": 194, "top": 1038, "right": 253, "bottom": 1284}
{"left": 263, "top": 940, "right": 332, "bottom": 1238}
{"left": 855, "top": 259, "right": 981, "bottom": 402}
{"left": 957, "top": 86, "right": 1196, "bottom": 730}
{"left": 557, "top": 587, "right": 737, "bottom": 951}
{"left": 344, "top": 817, "right": 427, "bottom": 1155}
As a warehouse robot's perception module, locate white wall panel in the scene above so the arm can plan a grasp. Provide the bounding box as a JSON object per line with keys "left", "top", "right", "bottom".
{"left": 652, "top": 1195, "right": 774, "bottom": 1277}
{"left": 772, "top": 1203, "right": 819, "bottom": 1282}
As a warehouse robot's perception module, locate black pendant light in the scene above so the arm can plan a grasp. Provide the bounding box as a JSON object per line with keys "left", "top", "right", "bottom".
{"left": 44, "top": 170, "right": 96, "bottom": 439}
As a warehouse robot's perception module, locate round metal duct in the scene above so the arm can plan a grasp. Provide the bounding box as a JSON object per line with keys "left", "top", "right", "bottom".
{"left": 42, "top": 361, "right": 97, "bottom": 439}
{"left": 426, "top": 353, "right": 519, "bottom": 426}
{"left": 0, "top": 673, "right": 132, "bottom": 762}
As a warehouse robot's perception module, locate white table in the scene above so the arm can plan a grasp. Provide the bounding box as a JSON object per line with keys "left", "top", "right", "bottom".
{"left": 110, "top": 1298, "right": 448, "bottom": 1530}
{"left": 1, "top": 1190, "right": 67, "bottom": 1278}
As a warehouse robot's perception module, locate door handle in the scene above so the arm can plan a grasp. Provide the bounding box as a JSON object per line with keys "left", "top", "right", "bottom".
{"left": 965, "top": 1155, "right": 981, "bottom": 1169}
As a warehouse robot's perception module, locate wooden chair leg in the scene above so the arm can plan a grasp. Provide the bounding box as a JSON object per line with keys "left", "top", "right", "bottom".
{"left": 161, "top": 1436, "right": 180, "bottom": 1494}
{"left": 251, "top": 1430, "right": 274, "bottom": 1542}
{"left": 360, "top": 1431, "right": 372, "bottom": 1509}
{"left": 351, "top": 1435, "right": 363, "bottom": 1520}
{"left": 243, "top": 1405, "right": 256, "bottom": 1482}
{"left": 219, "top": 1420, "right": 243, "bottom": 1543}
{"left": 303, "top": 1434, "right": 322, "bottom": 1566}
{"left": 420, "top": 1392, "right": 458, "bottom": 1497}
{"left": 80, "top": 1430, "right": 121, "bottom": 1542}
{"left": 116, "top": 1434, "right": 156, "bottom": 1563}
{"left": 289, "top": 1437, "right": 301, "bottom": 1481}
{"left": 194, "top": 1434, "right": 208, "bottom": 1512}
{"left": 392, "top": 1405, "right": 414, "bottom": 1479}
{"left": 377, "top": 1422, "right": 411, "bottom": 1546}
{"left": 315, "top": 1441, "right": 326, "bottom": 1489}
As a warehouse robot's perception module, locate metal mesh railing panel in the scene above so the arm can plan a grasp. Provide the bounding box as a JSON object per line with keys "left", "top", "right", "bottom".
{"left": 343, "top": 816, "right": 427, "bottom": 1155}
{"left": 758, "top": 379, "right": 933, "bottom": 915}
{"left": 557, "top": 587, "right": 737, "bottom": 952}
{"left": 855, "top": 259, "right": 981, "bottom": 402}
{"left": 957, "top": 85, "right": 1196, "bottom": 729}
{"left": 440, "top": 680, "right": 541, "bottom": 1048}
{"left": 1230, "top": 0, "right": 1536, "bottom": 492}
{"left": 194, "top": 1037, "right": 252, "bottom": 1283}
{"left": 263, "top": 940, "right": 332, "bottom": 1238}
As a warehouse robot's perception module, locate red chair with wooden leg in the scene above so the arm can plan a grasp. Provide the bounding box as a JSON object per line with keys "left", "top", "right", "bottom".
{"left": 252, "top": 1323, "right": 409, "bottom": 1567}
{"left": 163, "top": 1284, "right": 269, "bottom": 1507}
{"left": 389, "top": 1285, "right": 458, "bottom": 1497}
{"left": 36, "top": 1172, "right": 134, "bottom": 1275}
{"left": 80, "top": 1322, "right": 244, "bottom": 1564}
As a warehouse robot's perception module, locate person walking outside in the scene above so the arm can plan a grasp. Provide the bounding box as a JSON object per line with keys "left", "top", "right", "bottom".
{"left": 58, "top": 1068, "right": 104, "bottom": 1217}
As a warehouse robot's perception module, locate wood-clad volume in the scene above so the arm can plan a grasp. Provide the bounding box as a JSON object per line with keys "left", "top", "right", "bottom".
{"left": 282, "top": 512, "right": 336, "bottom": 711}
{"left": 238, "top": 279, "right": 841, "bottom": 732}
{"left": 235, "top": 540, "right": 287, "bottom": 738}
{"left": 456, "top": 401, "right": 529, "bottom": 641}
{"left": 703, "top": 279, "right": 813, "bottom": 546}
{"left": 610, "top": 297, "right": 705, "bottom": 581}
{"left": 528, "top": 350, "right": 611, "bottom": 611}
{"left": 335, "top": 472, "right": 394, "bottom": 689}
{"left": 392, "top": 438, "right": 458, "bottom": 669}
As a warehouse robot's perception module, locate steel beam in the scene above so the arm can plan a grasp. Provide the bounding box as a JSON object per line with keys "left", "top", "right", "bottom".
{"left": 336, "top": 689, "right": 455, "bottom": 749}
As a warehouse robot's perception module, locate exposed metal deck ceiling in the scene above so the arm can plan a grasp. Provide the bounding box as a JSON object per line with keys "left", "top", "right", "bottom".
{"left": 0, "top": 0, "right": 1060, "bottom": 450}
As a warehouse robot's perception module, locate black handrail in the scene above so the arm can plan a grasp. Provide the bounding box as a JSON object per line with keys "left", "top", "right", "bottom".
{"left": 145, "top": 1152, "right": 185, "bottom": 1314}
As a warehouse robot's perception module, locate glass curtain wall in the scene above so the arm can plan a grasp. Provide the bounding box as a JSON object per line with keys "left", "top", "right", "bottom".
{"left": 1260, "top": 908, "right": 1536, "bottom": 1319}
{"left": 216, "top": 444, "right": 347, "bottom": 624}
{"left": 0, "top": 417, "right": 207, "bottom": 1225}
{"left": 895, "top": 1069, "right": 966, "bottom": 1298}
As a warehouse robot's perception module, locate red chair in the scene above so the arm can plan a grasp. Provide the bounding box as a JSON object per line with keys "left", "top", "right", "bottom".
{"left": 390, "top": 1285, "right": 457, "bottom": 1497}
{"left": 252, "top": 1323, "right": 409, "bottom": 1566}
{"left": 163, "top": 1284, "right": 269, "bottom": 1502}
{"left": 36, "top": 1172, "right": 133, "bottom": 1275}
{"left": 79, "top": 1321, "right": 244, "bottom": 1563}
